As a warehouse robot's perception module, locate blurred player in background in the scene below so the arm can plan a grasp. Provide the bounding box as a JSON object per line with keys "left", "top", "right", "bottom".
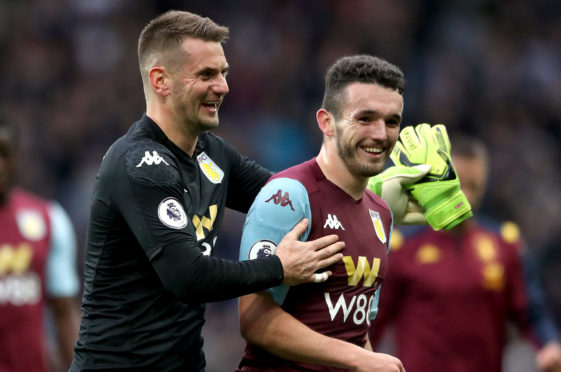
{"left": 369, "top": 133, "right": 561, "bottom": 372}
{"left": 236, "top": 54, "right": 409, "bottom": 372}
{"left": 0, "top": 117, "right": 80, "bottom": 372}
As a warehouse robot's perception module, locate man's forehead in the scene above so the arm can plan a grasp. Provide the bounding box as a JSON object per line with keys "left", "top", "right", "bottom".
{"left": 342, "top": 82, "right": 403, "bottom": 113}
{"left": 179, "top": 38, "right": 228, "bottom": 68}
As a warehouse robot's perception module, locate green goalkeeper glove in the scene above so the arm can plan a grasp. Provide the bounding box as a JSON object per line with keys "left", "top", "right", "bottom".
{"left": 390, "top": 123, "right": 472, "bottom": 230}
{"left": 368, "top": 164, "right": 431, "bottom": 225}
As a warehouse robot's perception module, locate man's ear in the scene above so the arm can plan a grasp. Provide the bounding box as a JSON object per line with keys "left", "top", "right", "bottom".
{"left": 148, "top": 66, "right": 171, "bottom": 97}
{"left": 316, "top": 109, "right": 335, "bottom": 137}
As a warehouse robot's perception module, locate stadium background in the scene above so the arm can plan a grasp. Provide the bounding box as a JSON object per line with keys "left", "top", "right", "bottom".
{"left": 1, "top": 0, "right": 560, "bottom": 371}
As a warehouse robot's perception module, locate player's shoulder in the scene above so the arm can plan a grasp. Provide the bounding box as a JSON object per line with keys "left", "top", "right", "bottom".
{"left": 475, "top": 215, "right": 522, "bottom": 246}
{"left": 9, "top": 188, "right": 52, "bottom": 214}
{"left": 101, "top": 131, "right": 180, "bottom": 186}
{"left": 269, "top": 158, "right": 319, "bottom": 194}
{"left": 10, "top": 188, "right": 46, "bottom": 204}
{"left": 253, "top": 166, "right": 310, "bottom": 220}
{"left": 125, "top": 138, "right": 180, "bottom": 185}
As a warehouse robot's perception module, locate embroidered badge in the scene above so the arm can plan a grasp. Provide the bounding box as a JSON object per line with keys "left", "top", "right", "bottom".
{"left": 369, "top": 210, "right": 386, "bottom": 244}
{"left": 248, "top": 240, "right": 277, "bottom": 260}
{"left": 323, "top": 214, "right": 345, "bottom": 230}
{"left": 196, "top": 152, "right": 224, "bottom": 184}
{"left": 16, "top": 210, "right": 46, "bottom": 241}
{"left": 136, "top": 151, "right": 170, "bottom": 167}
{"left": 157, "top": 197, "right": 188, "bottom": 229}
{"left": 265, "top": 189, "right": 295, "bottom": 211}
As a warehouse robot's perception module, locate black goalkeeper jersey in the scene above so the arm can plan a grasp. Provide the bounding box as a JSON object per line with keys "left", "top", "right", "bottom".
{"left": 71, "top": 114, "right": 283, "bottom": 371}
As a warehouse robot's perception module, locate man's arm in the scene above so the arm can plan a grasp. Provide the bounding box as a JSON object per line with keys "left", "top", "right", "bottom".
{"left": 502, "top": 227, "right": 561, "bottom": 372}
{"left": 45, "top": 202, "right": 81, "bottom": 368}
{"left": 48, "top": 296, "right": 81, "bottom": 366}
{"left": 110, "top": 145, "right": 343, "bottom": 303}
{"left": 520, "top": 247, "right": 561, "bottom": 371}
{"left": 239, "top": 292, "right": 404, "bottom": 371}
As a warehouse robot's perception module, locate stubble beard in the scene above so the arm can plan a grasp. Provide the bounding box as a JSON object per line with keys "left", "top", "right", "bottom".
{"left": 336, "top": 134, "right": 387, "bottom": 178}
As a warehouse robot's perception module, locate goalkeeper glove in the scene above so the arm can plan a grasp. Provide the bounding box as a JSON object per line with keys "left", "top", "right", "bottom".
{"left": 390, "top": 123, "right": 472, "bottom": 230}
{"left": 368, "top": 164, "right": 431, "bottom": 225}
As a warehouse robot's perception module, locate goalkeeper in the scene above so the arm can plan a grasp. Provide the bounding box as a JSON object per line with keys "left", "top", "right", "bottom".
{"left": 368, "top": 123, "right": 473, "bottom": 230}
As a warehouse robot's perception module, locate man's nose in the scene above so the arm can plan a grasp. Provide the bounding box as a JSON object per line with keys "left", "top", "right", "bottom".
{"left": 212, "top": 74, "right": 229, "bottom": 95}
{"left": 369, "top": 119, "right": 387, "bottom": 140}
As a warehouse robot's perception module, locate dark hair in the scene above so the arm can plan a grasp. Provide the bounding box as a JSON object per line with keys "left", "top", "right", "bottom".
{"left": 321, "top": 55, "right": 405, "bottom": 119}
{"left": 450, "top": 133, "right": 488, "bottom": 162}
{"left": 138, "top": 10, "right": 229, "bottom": 86}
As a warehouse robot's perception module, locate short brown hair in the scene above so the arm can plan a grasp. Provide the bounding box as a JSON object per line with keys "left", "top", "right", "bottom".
{"left": 321, "top": 55, "right": 405, "bottom": 119}
{"left": 451, "top": 133, "right": 488, "bottom": 163}
{"left": 138, "top": 10, "right": 229, "bottom": 93}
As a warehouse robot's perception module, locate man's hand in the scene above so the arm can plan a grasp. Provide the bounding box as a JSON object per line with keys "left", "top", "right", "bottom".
{"left": 275, "top": 219, "right": 344, "bottom": 286}
{"left": 368, "top": 164, "right": 430, "bottom": 225}
{"left": 391, "top": 123, "right": 472, "bottom": 230}
{"left": 537, "top": 342, "right": 561, "bottom": 372}
{"left": 350, "top": 351, "right": 405, "bottom": 372}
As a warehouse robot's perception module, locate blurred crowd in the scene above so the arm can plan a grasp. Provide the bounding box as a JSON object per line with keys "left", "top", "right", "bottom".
{"left": 1, "top": 0, "right": 560, "bottom": 370}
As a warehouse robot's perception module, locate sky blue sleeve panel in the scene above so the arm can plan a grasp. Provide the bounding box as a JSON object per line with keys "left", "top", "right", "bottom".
{"left": 46, "top": 202, "right": 80, "bottom": 297}
{"left": 239, "top": 177, "right": 312, "bottom": 304}
{"left": 370, "top": 210, "right": 393, "bottom": 320}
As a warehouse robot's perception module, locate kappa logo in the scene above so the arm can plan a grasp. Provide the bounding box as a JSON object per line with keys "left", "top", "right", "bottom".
{"left": 324, "top": 214, "right": 345, "bottom": 230}
{"left": 136, "top": 151, "right": 169, "bottom": 167}
{"left": 265, "top": 189, "right": 295, "bottom": 211}
{"left": 197, "top": 152, "right": 224, "bottom": 184}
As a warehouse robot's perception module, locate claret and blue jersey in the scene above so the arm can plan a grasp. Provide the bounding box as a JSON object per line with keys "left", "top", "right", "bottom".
{"left": 239, "top": 158, "right": 393, "bottom": 370}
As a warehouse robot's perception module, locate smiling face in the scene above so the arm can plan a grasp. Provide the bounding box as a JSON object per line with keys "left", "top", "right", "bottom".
{"left": 168, "top": 37, "right": 229, "bottom": 133}
{"left": 333, "top": 82, "right": 403, "bottom": 177}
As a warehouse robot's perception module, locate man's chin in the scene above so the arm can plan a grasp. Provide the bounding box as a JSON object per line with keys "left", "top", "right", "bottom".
{"left": 199, "top": 119, "right": 220, "bottom": 131}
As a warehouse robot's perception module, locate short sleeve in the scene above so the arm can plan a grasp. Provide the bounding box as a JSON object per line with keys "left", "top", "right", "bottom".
{"left": 45, "top": 202, "right": 80, "bottom": 297}
{"left": 239, "top": 178, "right": 312, "bottom": 304}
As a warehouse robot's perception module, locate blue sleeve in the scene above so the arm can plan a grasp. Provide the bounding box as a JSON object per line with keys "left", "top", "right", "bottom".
{"left": 239, "top": 178, "right": 312, "bottom": 304}
{"left": 46, "top": 202, "right": 80, "bottom": 297}
{"left": 370, "top": 210, "right": 393, "bottom": 321}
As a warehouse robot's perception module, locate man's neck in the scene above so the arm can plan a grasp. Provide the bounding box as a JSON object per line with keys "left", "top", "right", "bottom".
{"left": 315, "top": 146, "right": 368, "bottom": 200}
{"left": 146, "top": 106, "right": 198, "bottom": 157}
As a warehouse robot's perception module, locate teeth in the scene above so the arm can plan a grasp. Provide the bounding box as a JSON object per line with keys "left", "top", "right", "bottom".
{"left": 363, "top": 146, "right": 382, "bottom": 153}
{"left": 203, "top": 101, "right": 219, "bottom": 107}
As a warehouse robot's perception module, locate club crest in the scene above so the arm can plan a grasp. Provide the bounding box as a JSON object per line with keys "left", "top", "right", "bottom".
{"left": 16, "top": 210, "right": 46, "bottom": 241}
{"left": 369, "top": 209, "right": 386, "bottom": 244}
{"left": 196, "top": 152, "right": 224, "bottom": 184}
{"left": 157, "top": 197, "right": 187, "bottom": 229}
